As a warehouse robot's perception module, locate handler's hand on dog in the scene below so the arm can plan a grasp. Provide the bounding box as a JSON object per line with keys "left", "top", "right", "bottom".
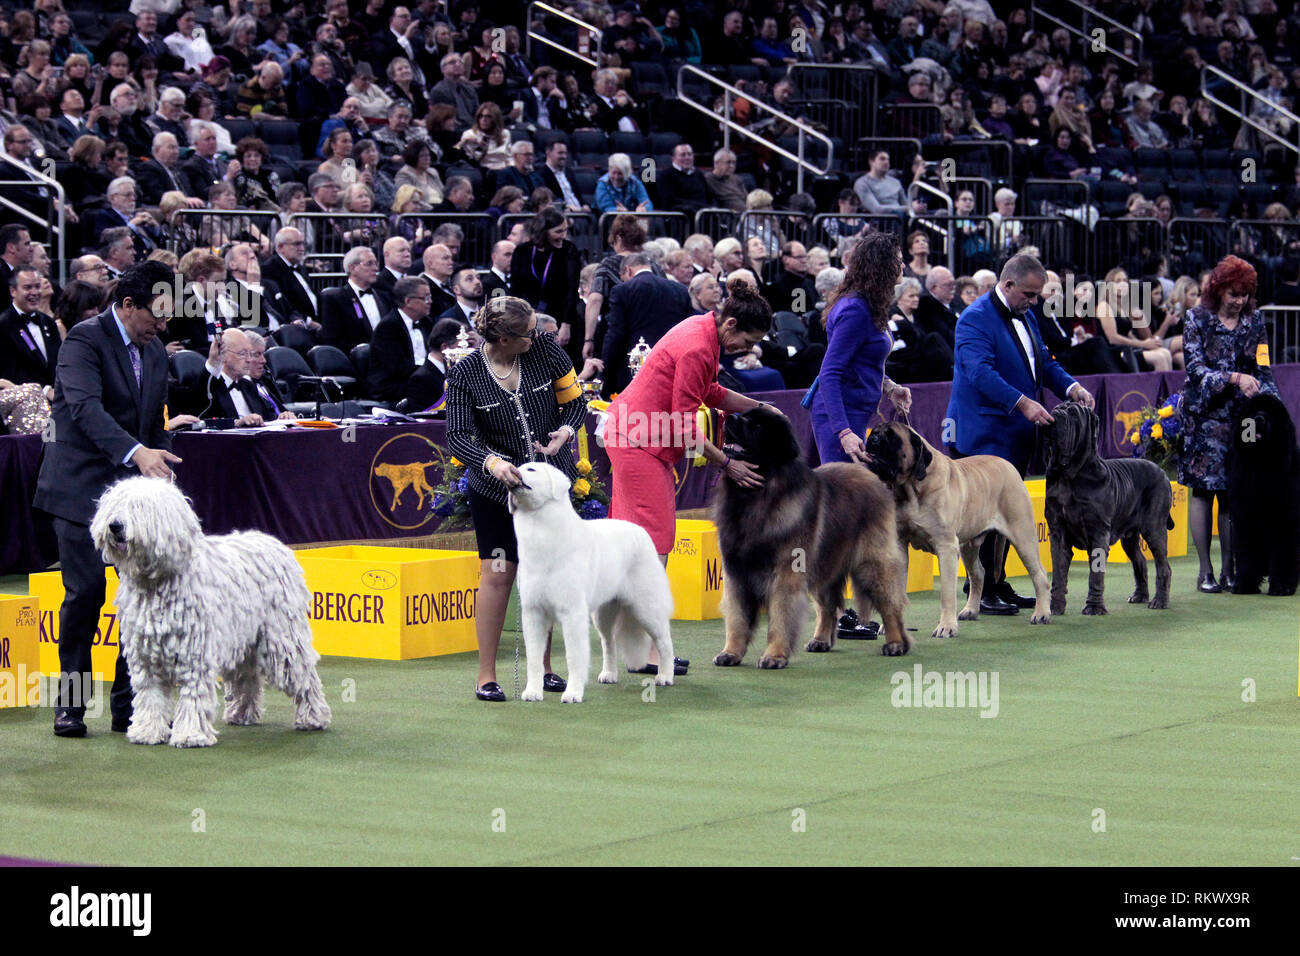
{"left": 840, "top": 431, "right": 869, "bottom": 462}
{"left": 1017, "top": 395, "right": 1054, "bottom": 426}
{"left": 491, "top": 459, "right": 524, "bottom": 487}
{"left": 1235, "top": 373, "right": 1261, "bottom": 397}
{"left": 133, "top": 447, "right": 182, "bottom": 478}
{"left": 725, "top": 457, "right": 765, "bottom": 487}
{"left": 1068, "top": 383, "right": 1095, "bottom": 409}
{"left": 890, "top": 385, "right": 912, "bottom": 415}
{"left": 533, "top": 429, "right": 570, "bottom": 457}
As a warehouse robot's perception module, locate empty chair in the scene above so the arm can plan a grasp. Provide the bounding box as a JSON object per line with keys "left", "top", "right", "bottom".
{"left": 573, "top": 129, "right": 608, "bottom": 155}
{"left": 273, "top": 323, "right": 315, "bottom": 356}
{"left": 258, "top": 119, "right": 304, "bottom": 162}
{"left": 349, "top": 343, "right": 371, "bottom": 389}
{"left": 265, "top": 345, "right": 314, "bottom": 400}
{"left": 611, "top": 131, "right": 647, "bottom": 155}
{"left": 307, "top": 344, "right": 359, "bottom": 396}
{"left": 169, "top": 349, "right": 208, "bottom": 388}
{"left": 1169, "top": 148, "right": 1202, "bottom": 182}
{"left": 649, "top": 131, "right": 682, "bottom": 154}
{"left": 218, "top": 118, "right": 255, "bottom": 144}
{"left": 534, "top": 129, "right": 570, "bottom": 154}
{"left": 1243, "top": 183, "right": 1279, "bottom": 216}
{"left": 1173, "top": 183, "right": 1208, "bottom": 216}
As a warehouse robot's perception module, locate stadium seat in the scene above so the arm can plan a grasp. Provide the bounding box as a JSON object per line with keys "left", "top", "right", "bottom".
{"left": 573, "top": 130, "right": 609, "bottom": 156}
{"left": 218, "top": 118, "right": 256, "bottom": 143}
{"left": 1206, "top": 183, "right": 1238, "bottom": 217}
{"left": 630, "top": 61, "right": 669, "bottom": 97}
{"left": 611, "top": 131, "right": 647, "bottom": 155}
{"left": 1169, "top": 149, "right": 1203, "bottom": 183}
{"left": 1172, "top": 183, "right": 1209, "bottom": 215}
{"left": 572, "top": 168, "right": 598, "bottom": 204}
{"left": 258, "top": 120, "right": 304, "bottom": 162}
{"left": 534, "top": 130, "right": 569, "bottom": 154}
{"left": 729, "top": 64, "right": 762, "bottom": 86}
{"left": 169, "top": 350, "right": 208, "bottom": 389}
{"left": 649, "top": 131, "right": 682, "bottom": 154}
{"left": 1134, "top": 148, "right": 1168, "bottom": 181}
{"left": 307, "top": 345, "right": 360, "bottom": 397}
{"left": 1243, "top": 183, "right": 1279, "bottom": 216}
{"left": 1097, "top": 179, "right": 1132, "bottom": 218}
{"left": 265, "top": 345, "right": 314, "bottom": 400}
{"left": 349, "top": 343, "right": 370, "bottom": 386}
{"left": 509, "top": 127, "right": 533, "bottom": 144}
{"left": 272, "top": 323, "right": 315, "bottom": 356}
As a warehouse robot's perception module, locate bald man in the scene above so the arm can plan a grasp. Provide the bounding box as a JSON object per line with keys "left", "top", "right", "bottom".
{"left": 376, "top": 236, "right": 413, "bottom": 299}
{"left": 202, "top": 328, "right": 271, "bottom": 425}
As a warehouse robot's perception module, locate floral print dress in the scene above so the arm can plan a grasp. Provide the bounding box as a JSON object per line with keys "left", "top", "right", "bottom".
{"left": 1177, "top": 304, "right": 1278, "bottom": 490}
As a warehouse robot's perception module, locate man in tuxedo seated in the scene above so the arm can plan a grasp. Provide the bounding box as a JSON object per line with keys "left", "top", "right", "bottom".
{"left": 481, "top": 240, "right": 513, "bottom": 299}
{"left": 165, "top": 251, "right": 237, "bottom": 356}
{"left": 765, "top": 241, "right": 818, "bottom": 315}
{"left": 0, "top": 224, "right": 33, "bottom": 313}
{"left": 438, "top": 266, "right": 483, "bottom": 327}
{"left": 375, "top": 237, "right": 414, "bottom": 299}
{"left": 100, "top": 229, "right": 139, "bottom": 283}
{"left": 245, "top": 330, "right": 295, "bottom": 419}
{"left": 201, "top": 328, "right": 273, "bottom": 426}
{"left": 260, "top": 228, "right": 323, "bottom": 331}
{"left": 600, "top": 252, "right": 693, "bottom": 394}
{"left": 226, "top": 243, "right": 287, "bottom": 333}
{"left": 403, "top": 317, "right": 464, "bottom": 413}
{"left": 0, "top": 267, "right": 61, "bottom": 388}
{"left": 419, "top": 243, "right": 458, "bottom": 314}
{"left": 368, "top": 276, "right": 433, "bottom": 403}
{"left": 915, "top": 267, "right": 960, "bottom": 351}
{"left": 319, "top": 247, "right": 391, "bottom": 353}
{"left": 136, "top": 132, "right": 197, "bottom": 206}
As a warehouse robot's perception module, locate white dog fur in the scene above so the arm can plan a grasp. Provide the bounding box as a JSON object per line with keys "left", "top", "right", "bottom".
{"left": 90, "top": 476, "right": 332, "bottom": 747}
{"left": 509, "top": 462, "right": 674, "bottom": 703}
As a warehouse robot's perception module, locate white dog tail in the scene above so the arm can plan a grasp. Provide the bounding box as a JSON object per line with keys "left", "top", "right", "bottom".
{"left": 614, "top": 608, "right": 653, "bottom": 672}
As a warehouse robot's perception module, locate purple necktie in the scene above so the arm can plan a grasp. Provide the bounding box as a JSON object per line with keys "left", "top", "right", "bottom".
{"left": 127, "top": 343, "right": 142, "bottom": 389}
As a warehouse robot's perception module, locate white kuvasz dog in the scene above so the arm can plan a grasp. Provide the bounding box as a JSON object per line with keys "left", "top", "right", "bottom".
{"left": 90, "top": 476, "right": 332, "bottom": 747}
{"left": 509, "top": 462, "right": 674, "bottom": 703}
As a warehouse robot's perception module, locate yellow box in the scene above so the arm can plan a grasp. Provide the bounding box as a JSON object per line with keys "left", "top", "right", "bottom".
{"left": 847, "top": 547, "right": 935, "bottom": 596}
{"left": 29, "top": 569, "right": 122, "bottom": 677}
{"left": 0, "top": 594, "right": 41, "bottom": 708}
{"left": 666, "top": 520, "right": 723, "bottom": 620}
{"left": 296, "top": 545, "right": 480, "bottom": 659}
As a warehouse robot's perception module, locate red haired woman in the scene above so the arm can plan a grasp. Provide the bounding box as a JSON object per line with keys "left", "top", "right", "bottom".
{"left": 1178, "top": 255, "right": 1279, "bottom": 592}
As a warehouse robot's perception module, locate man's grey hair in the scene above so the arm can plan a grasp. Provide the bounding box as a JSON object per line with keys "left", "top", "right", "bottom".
{"left": 535, "top": 312, "right": 558, "bottom": 332}
{"left": 622, "top": 252, "right": 653, "bottom": 274}
{"left": 684, "top": 233, "right": 713, "bottom": 255}
{"left": 151, "top": 131, "right": 176, "bottom": 153}
{"left": 431, "top": 222, "right": 464, "bottom": 242}
{"left": 639, "top": 241, "right": 665, "bottom": 265}
{"left": 1000, "top": 253, "right": 1047, "bottom": 285}
{"left": 815, "top": 266, "right": 845, "bottom": 298}
{"left": 109, "top": 83, "right": 136, "bottom": 103}
{"left": 343, "top": 246, "right": 374, "bottom": 272}
{"left": 159, "top": 86, "right": 185, "bottom": 105}
{"left": 100, "top": 227, "right": 132, "bottom": 252}
{"left": 925, "top": 266, "right": 954, "bottom": 291}
{"left": 108, "top": 176, "right": 135, "bottom": 197}
{"left": 713, "top": 147, "right": 736, "bottom": 165}
{"left": 510, "top": 138, "right": 532, "bottom": 156}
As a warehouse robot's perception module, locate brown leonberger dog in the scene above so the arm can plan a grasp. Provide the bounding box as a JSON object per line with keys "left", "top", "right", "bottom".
{"left": 710, "top": 407, "right": 910, "bottom": 667}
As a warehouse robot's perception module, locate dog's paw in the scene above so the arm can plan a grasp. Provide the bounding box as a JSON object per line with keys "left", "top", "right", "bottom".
{"left": 1127, "top": 590, "right": 1149, "bottom": 604}
{"left": 520, "top": 686, "right": 544, "bottom": 702}
{"left": 1081, "top": 602, "right": 1108, "bottom": 616}
{"left": 169, "top": 731, "right": 217, "bottom": 748}
{"left": 560, "top": 689, "right": 584, "bottom": 703}
{"left": 126, "top": 726, "right": 168, "bottom": 746}
{"left": 957, "top": 608, "right": 978, "bottom": 621}
{"left": 932, "top": 621, "right": 958, "bottom": 638}
{"left": 1267, "top": 585, "right": 1297, "bottom": 596}
{"left": 1030, "top": 611, "right": 1051, "bottom": 625}
{"left": 881, "top": 640, "right": 909, "bottom": 656}
{"left": 757, "top": 655, "right": 788, "bottom": 670}
{"left": 713, "top": 651, "right": 744, "bottom": 667}
{"left": 655, "top": 673, "right": 674, "bottom": 687}
{"left": 597, "top": 670, "right": 618, "bottom": 684}
{"left": 805, "top": 638, "right": 833, "bottom": 653}
{"left": 1147, "top": 593, "right": 1170, "bottom": 609}
{"left": 1050, "top": 600, "right": 1066, "bottom": 616}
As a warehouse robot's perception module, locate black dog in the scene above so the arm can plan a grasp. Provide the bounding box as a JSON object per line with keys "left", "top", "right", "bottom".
{"left": 1226, "top": 392, "right": 1300, "bottom": 595}
{"left": 1044, "top": 401, "right": 1174, "bottom": 614}
{"left": 710, "top": 407, "right": 911, "bottom": 665}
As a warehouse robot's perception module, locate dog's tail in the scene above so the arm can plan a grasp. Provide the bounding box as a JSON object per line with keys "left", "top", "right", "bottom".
{"left": 614, "top": 608, "right": 653, "bottom": 672}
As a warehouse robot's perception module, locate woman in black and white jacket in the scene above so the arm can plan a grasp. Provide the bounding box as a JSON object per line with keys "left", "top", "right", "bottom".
{"left": 446, "top": 296, "right": 589, "bottom": 702}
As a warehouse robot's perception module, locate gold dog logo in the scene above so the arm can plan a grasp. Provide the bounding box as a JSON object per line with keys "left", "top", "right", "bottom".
{"left": 1112, "top": 390, "right": 1155, "bottom": 450}
{"left": 369, "top": 433, "right": 446, "bottom": 530}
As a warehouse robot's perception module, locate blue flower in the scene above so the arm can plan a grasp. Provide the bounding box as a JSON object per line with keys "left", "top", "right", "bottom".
{"left": 1139, "top": 418, "right": 1154, "bottom": 441}
{"left": 579, "top": 499, "right": 607, "bottom": 520}
{"left": 433, "top": 493, "right": 456, "bottom": 516}
{"left": 457, "top": 474, "right": 469, "bottom": 492}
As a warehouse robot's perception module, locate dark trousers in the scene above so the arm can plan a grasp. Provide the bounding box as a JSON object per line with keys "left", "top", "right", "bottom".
{"left": 53, "top": 517, "right": 132, "bottom": 721}
{"left": 948, "top": 446, "right": 1030, "bottom": 588}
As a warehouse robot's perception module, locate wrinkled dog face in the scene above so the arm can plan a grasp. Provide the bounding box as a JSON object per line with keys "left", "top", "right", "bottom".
{"left": 864, "top": 422, "right": 931, "bottom": 485}
{"left": 1046, "top": 401, "right": 1097, "bottom": 475}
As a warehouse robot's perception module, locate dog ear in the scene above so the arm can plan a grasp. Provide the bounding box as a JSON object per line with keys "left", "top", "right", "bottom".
{"left": 909, "top": 430, "right": 932, "bottom": 482}
{"left": 1086, "top": 404, "right": 1100, "bottom": 452}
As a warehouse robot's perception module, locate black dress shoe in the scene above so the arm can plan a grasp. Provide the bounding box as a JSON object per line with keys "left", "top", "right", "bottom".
{"left": 628, "top": 657, "right": 690, "bottom": 676}
{"left": 994, "top": 581, "right": 1037, "bottom": 609}
{"left": 542, "top": 672, "right": 567, "bottom": 693}
{"left": 1218, "top": 573, "right": 1235, "bottom": 593}
{"left": 475, "top": 682, "right": 506, "bottom": 702}
{"left": 1197, "top": 572, "right": 1222, "bottom": 593}
{"left": 838, "top": 618, "right": 881, "bottom": 639}
{"left": 53, "top": 712, "right": 87, "bottom": 738}
{"left": 978, "top": 595, "right": 1020, "bottom": 615}
{"left": 111, "top": 716, "right": 130, "bottom": 733}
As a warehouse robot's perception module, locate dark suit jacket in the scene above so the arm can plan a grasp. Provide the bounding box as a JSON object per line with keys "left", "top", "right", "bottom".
{"left": 592, "top": 94, "right": 639, "bottom": 135}
{"left": 403, "top": 356, "right": 447, "bottom": 412}
{"left": 765, "top": 269, "right": 817, "bottom": 315}
{"left": 539, "top": 165, "right": 585, "bottom": 208}
{"left": 0, "top": 260, "right": 13, "bottom": 313}
{"left": 91, "top": 207, "right": 160, "bottom": 258}
{"left": 421, "top": 273, "right": 458, "bottom": 315}
{"left": 656, "top": 166, "right": 710, "bottom": 215}
{"left": 373, "top": 266, "right": 408, "bottom": 301}
{"left": 55, "top": 114, "right": 93, "bottom": 146}
{"left": 494, "top": 165, "right": 545, "bottom": 195}
{"left": 521, "top": 87, "right": 572, "bottom": 133}
{"left": 135, "top": 158, "right": 186, "bottom": 205}
{"left": 915, "top": 293, "right": 959, "bottom": 350}
{"left": 0, "top": 306, "right": 61, "bottom": 386}
{"left": 367, "top": 310, "right": 427, "bottom": 402}
{"left": 295, "top": 75, "right": 347, "bottom": 121}
{"left": 319, "top": 284, "right": 392, "bottom": 354}
{"left": 33, "top": 308, "right": 171, "bottom": 524}
{"left": 261, "top": 254, "right": 320, "bottom": 322}
{"left": 601, "top": 270, "right": 693, "bottom": 394}
{"left": 202, "top": 372, "right": 276, "bottom": 420}
{"left": 480, "top": 269, "right": 509, "bottom": 301}
{"left": 179, "top": 153, "right": 227, "bottom": 200}
{"left": 509, "top": 240, "right": 581, "bottom": 330}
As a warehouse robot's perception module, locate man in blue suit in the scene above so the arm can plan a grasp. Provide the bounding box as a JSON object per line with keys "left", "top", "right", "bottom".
{"left": 946, "top": 254, "right": 1095, "bottom": 614}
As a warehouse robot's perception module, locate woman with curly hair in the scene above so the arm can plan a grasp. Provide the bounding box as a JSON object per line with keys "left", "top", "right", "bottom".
{"left": 455, "top": 101, "right": 512, "bottom": 171}
{"left": 1179, "top": 255, "right": 1280, "bottom": 592}
{"left": 808, "top": 231, "right": 913, "bottom": 465}
{"left": 230, "top": 136, "right": 281, "bottom": 211}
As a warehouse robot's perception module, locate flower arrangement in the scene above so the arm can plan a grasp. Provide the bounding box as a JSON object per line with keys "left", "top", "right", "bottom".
{"left": 428, "top": 455, "right": 610, "bottom": 526}
{"left": 1127, "top": 393, "right": 1182, "bottom": 479}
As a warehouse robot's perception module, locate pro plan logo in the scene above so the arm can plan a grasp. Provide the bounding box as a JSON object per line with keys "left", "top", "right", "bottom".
{"left": 15, "top": 605, "right": 36, "bottom": 628}
{"left": 368, "top": 433, "right": 446, "bottom": 530}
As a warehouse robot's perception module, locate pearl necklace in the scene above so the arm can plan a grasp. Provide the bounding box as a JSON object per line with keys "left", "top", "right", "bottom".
{"left": 483, "top": 345, "right": 517, "bottom": 382}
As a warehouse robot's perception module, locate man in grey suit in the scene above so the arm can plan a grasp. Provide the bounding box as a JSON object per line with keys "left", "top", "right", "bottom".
{"left": 600, "top": 253, "right": 693, "bottom": 395}
{"left": 34, "top": 261, "right": 181, "bottom": 738}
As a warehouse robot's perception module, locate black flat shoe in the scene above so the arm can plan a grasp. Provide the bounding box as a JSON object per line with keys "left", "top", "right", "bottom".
{"left": 994, "top": 582, "right": 1037, "bottom": 609}
{"left": 838, "top": 619, "right": 881, "bottom": 640}
{"left": 53, "top": 712, "right": 86, "bottom": 738}
{"left": 111, "top": 716, "right": 130, "bottom": 733}
{"left": 838, "top": 609, "right": 860, "bottom": 627}
{"left": 542, "top": 673, "right": 566, "bottom": 692}
{"left": 1198, "top": 572, "right": 1222, "bottom": 593}
{"left": 628, "top": 657, "right": 690, "bottom": 676}
{"left": 978, "top": 596, "right": 1020, "bottom": 615}
{"left": 475, "top": 682, "right": 506, "bottom": 702}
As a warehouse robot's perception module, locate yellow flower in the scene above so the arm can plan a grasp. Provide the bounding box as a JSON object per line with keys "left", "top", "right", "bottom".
{"left": 450, "top": 457, "right": 463, "bottom": 467}
{"left": 576, "top": 459, "right": 592, "bottom": 475}
{"left": 1157, "top": 406, "right": 1173, "bottom": 419}
{"left": 1151, "top": 423, "right": 1163, "bottom": 439}
{"left": 573, "top": 478, "right": 591, "bottom": 497}
{"left": 588, "top": 399, "right": 611, "bottom": 412}
{"left": 1130, "top": 431, "right": 1140, "bottom": 445}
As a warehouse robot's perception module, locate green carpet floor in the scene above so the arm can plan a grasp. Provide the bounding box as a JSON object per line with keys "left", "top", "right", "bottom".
{"left": 2, "top": 554, "right": 1296, "bottom": 866}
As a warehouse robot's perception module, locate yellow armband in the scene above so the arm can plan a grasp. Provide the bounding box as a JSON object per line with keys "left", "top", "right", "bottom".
{"left": 553, "top": 369, "right": 581, "bottom": 403}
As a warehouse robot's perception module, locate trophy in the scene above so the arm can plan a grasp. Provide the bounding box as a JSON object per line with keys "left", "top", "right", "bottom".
{"left": 442, "top": 326, "right": 475, "bottom": 365}
{"left": 581, "top": 377, "right": 603, "bottom": 398}
{"left": 628, "top": 337, "right": 652, "bottom": 378}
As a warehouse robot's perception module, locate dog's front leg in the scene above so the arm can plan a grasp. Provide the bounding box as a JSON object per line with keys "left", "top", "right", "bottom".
{"left": 519, "top": 603, "right": 550, "bottom": 701}
{"left": 170, "top": 671, "right": 219, "bottom": 748}
{"left": 714, "top": 571, "right": 759, "bottom": 666}
{"left": 594, "top": 605, "right": 619, "bottom": 684}
{"left": 557, "top": 609, "right": 590, "bottom": 703}
{"left": 759, "top": 568, "right": 805, "bottom": 669}
{"left": 1120, "top": 532, "right": 1149, "bottom": 604}
{"left": 1082, "top": 532, "right": 1110, "bottom": 615}
{"left": 125, "top": 668, "right": 172, "bottom": 746}
{"left": 1048, "top": 525, "right": 1072, "bottom": 616}
{"left": 936, "top": 535, "right": 964, "bottom": 636}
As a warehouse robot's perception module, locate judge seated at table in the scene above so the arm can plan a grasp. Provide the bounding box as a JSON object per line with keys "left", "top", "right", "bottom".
{"left": 200, "top": 328, "right": 276, "bottom": 426}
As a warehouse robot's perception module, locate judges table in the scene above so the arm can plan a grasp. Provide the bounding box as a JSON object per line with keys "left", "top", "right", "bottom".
{"left": 5, "top": 367, "right": 1299, "bottom": 575}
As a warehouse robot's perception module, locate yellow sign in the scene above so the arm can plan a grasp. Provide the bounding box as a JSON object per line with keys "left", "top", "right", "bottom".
{"left": 296, "top": 545, "right": 480, "bottom": 659}
{"left": 29, "top": 570, "right": 123, "bottom": 677}
{"left": 0, "top": 595, "right": 41, "bottom": 708}
{"left": 666, "top": 520, "right": 723, "bottom": 620}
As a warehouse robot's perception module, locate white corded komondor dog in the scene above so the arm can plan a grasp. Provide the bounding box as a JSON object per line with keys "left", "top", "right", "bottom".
{"left": 508, "top": 462, "right": 674, "bottom": 703}
{"left": 90, "top": 476, "right": 332, "bottom": 747}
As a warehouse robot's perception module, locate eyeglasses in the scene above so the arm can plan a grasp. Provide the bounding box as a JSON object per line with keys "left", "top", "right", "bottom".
{"left": 225, "top": 349, "right": 254, "bottom": 358}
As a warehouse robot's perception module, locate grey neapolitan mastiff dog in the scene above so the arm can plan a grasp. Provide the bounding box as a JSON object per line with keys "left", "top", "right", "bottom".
{"left": 1044, "top": 402, "right": 1175, "bottom": 614}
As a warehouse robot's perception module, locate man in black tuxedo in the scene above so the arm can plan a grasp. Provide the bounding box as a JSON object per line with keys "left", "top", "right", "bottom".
{"left": 368, "top": 276, "right": 433, "bottom": 402}
{"left": 0, "top": 224, "right": 33, "bottom": 314}
{"left": 915, "top": 267, "right": 960, "bottom": 351}
{"left": 319, "top": 247, "right": 391, "bottom": 353}
{"left": 0, "top": 268, "right": 61, "bottom": 386}
{"left": 438, "top": 266, "right": 484, "bottom": 329}
{"left": 200, "top": 328, "right": 276, "bottom": 424}
{"left": 260, "top": 228, "right": 323, "bottom": 330}
{"left": 656, "top": 143, "right": 710, "bottom": 218}
{"left": 33, "top": 261, "right": 180, "bottom": 739}
{"left": 375, "top": 237, "right": 414, "bottom": 300}
{"left": 765, "top": 241, "right": 819, "bottom": 315}
{"left": 601, "top": 253, "right": 693, "bottom": 394}
{"left": 419, "top": 243, "right": 458, "bottom": 314}
{"left": 245, "top": 330, "right": 292, "bottom": 416}
{"left": 403, "top": 317, "right": 463, "bottom": 413}
{"left": 225, "top": 243, "right": 288, "bottom": 332}
{"left": 481, "top": 240, "right": 514, "bottom": 300}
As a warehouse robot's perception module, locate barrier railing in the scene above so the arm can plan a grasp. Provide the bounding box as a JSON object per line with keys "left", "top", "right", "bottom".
{"left": 1167, "top": 216, "right": 1229, "bottom": 278}
{"left": 495, "top": 210, "right": 598, "bottom": 256}
{"left": 1022, "top": 178, "right": 1092, "bottom": 215}
{"left": 1202, "top": 64, "right": 1300, "bottom": 160}
{"left": 738, "top": 209, "right": 813, "bottom": 258}
{"left": 526, "top": 2, "right": 602, "bottom": 69}
{"left": 0, "top": 149, "right": 67, "bottom": 283}
{"left": 1228, "top": 219, "right": 1300, "bottom": 301}
{"left": 950, "top": 176, "right": 994, "bottom": 216}
{"left": 596, "top": 210, "right": 690, "bottom": 246}
{"left": 288, "top": 211, "right": 393, "bottom": 260}
{"left": 925, "top": 139, "right": 1014, "bottom": 184}
{"left": 1032, "top": 0, "right": 1142, "bottom": 68}
{"left": 1089, "top": 216, "right": 1166, "bottom": 277}
{"left": 880, "top": 103, "right": 943, "bottom": 142}
{"left": 811, "top": 213, "right": 906, "bottom": 260}
{"left": 168, "top": 209, "right": 280, "bottom": 255}
{"left": 676, "top": 64, "right": 834, "bottom": 192}
{"left": 851, "top": 136, "right": 922, "bottom": 174}
{"left": 1261, "top": 305, "right": 1300, "bottom": 364}
{"left": 393, "top": 212, "right": 496, "bottom": 266}
{"left": 693, "top": 207, "right": 741, "bottom": 243}
{"left": 787, "top": 63, "right": 879, "bottom": 142}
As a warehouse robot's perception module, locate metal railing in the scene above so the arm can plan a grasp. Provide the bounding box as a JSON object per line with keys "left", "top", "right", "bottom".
{"left": 950, "top": 176, "right": 994, "bottom": 215}
{"left": 596, "top": 210, "right": 690, "bottom": 246}
{"left": 1022, "top": 178, "right": 1092, "bottom": 214}
{"left": 851, "top": 136, "right": 922, "bottom": 174}
{"left": 497, "top": 210, "right": 599, "bottom": 256}
{"left": 1031, "top": 0, "right": 1142, "bottom": 68}
{"left": 787, "top": 63, "right": 878, "bottom": 143}
{"left": 738, "top": 209, "right": 814, "bottom": 255}
{"left": 393, "top": 212, "right": 496, "bottom": 265}
{"left": 925, "top": 139, "right": 1014, "bottom": 184}
{"left": 1260, "top": 305, "right": 1300, "bottom": 364}
{"left": 880, "top": 103, "right": 944, "bottom": 142}
{"left": 675, "top": 64, "right": 834, "bottom": 192}
{"left": 1202, "top": 65, "right": 1300, "bottom": 160}
{"left": 526, "top": 2, "right": 602, "bottom": 69}
{"left": 1229, "top": 219, "right": 1300, "bottom": 301}
{"left": 1167, "top": 216, "right": 1230, "bottom": 277}
{"left": 167, "top": 209, "right": 280, "bottom": 255}
{"left": 0, "top": 149, "right": 67, "bottom": 284}
{"left": 811, "top": 212, "right": 906, "bottom": 260}
{"left": 693, "top": 207, "right": 741, "bottom": 242}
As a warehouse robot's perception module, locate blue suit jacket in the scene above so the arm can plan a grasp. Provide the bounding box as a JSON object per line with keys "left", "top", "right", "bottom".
{"left": 946, "top": 289, "right": 1076, "bottom": 467}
